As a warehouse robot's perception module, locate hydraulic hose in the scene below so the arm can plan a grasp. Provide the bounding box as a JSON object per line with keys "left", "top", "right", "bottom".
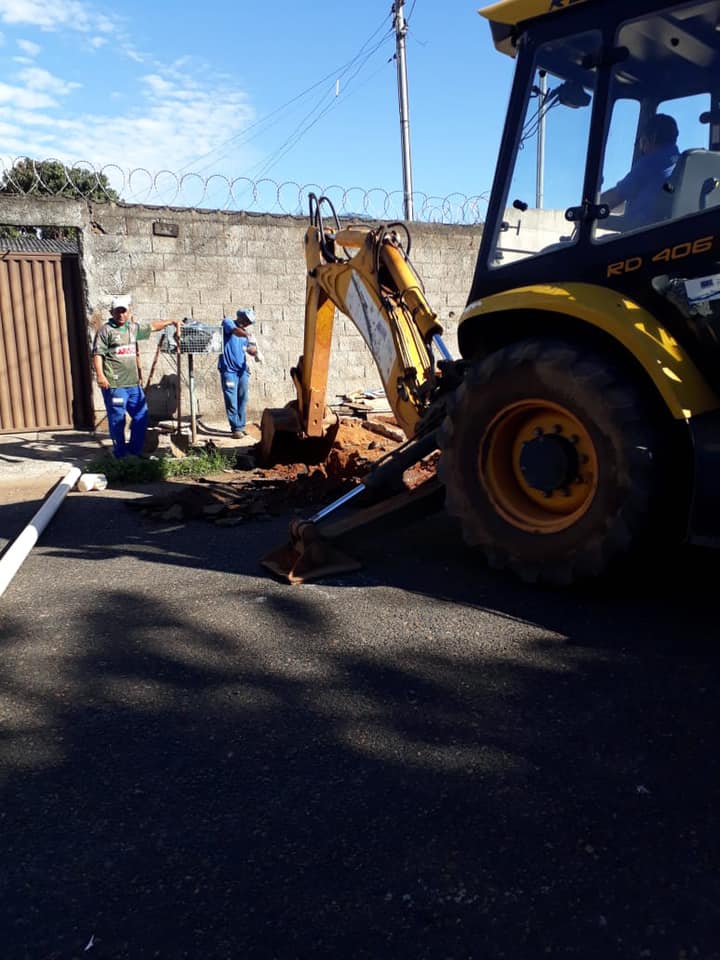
{"left": 309, "top": 429, "right": 438, "bottom": 524}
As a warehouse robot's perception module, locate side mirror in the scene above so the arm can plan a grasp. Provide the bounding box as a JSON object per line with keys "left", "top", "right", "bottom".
{"left": 557, "top": 81, "right": 591, "bottom": 109}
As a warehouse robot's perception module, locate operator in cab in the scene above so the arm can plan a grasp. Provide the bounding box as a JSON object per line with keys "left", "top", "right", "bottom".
{"left": 600, "top": 113, "right": 680, "bottom": 230}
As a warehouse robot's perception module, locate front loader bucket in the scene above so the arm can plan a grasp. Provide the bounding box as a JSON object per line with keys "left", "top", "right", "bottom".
{"left": 259, "top": 402, "right": 339, "bottom": 467}
{"left": 260, "top": 520, "right": 362, "bottom": 585}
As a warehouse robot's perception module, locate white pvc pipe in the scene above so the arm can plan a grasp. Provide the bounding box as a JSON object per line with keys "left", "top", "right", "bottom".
{"left": 0, "top": 466, "right": 81, "bottom": 598}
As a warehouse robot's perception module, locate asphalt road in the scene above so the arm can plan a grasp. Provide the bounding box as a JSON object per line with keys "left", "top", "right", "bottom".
{"left": 1, "top": 483, "right": 719, "bottom": 960}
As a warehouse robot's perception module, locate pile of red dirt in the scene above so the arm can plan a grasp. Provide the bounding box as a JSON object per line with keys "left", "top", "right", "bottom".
{"left": 131, "top": 417, "right": 437, "bottom": 525}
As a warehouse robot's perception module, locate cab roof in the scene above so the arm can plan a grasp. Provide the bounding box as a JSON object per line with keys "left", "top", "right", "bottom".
{"left": 479, "top": 0, "right": 592, "bottom": 28}
{"left": 479, "top": 0, "right": 595, "bottom": 56}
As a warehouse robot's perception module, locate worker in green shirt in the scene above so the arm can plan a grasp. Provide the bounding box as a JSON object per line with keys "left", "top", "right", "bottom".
{"left": 92, "top": 295, "right": 178, "bottom": 457}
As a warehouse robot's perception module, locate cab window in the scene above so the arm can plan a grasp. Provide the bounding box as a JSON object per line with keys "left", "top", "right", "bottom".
{"left": 490, "top": 30, "right": 599, "bottom": 268}
{"left": 595, "top": 2, "right": 720, "bottom": 241}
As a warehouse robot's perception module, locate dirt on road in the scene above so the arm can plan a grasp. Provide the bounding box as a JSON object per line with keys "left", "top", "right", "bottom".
{"left": 129, "top": 417, "right": 438, "bottom": 526}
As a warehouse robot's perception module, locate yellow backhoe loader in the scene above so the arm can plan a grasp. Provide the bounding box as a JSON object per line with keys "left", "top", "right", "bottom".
{"left": 262, "top": 0, "right": 720, "bottom": 585}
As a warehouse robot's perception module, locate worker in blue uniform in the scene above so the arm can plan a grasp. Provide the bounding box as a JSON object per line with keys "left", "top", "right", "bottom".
{"left": 218, "top": 308, "right": 260, "bottom": 438}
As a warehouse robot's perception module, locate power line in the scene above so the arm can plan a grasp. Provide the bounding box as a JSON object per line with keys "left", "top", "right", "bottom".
{"left": 247, "top": 33, "right": 393, "bottom": 181}
{"left": 175, "top": 15, "right": 393, "bottom": 179}
{"left": 129, "top": 14, "right": 395, "bottom": 206}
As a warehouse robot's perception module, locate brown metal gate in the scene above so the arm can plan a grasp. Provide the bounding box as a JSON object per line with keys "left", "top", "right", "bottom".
{"left": 0, "top": 250, "right": 91, "bottom": 433}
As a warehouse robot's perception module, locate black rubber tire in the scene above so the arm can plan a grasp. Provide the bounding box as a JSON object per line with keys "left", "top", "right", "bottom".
{"left": 437, "top": 339, "right": 661, "bottom": 585}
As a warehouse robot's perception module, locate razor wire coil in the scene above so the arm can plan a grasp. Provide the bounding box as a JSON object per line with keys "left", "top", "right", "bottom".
{"left": 0, "top": 157, "right": 488, "bottom": 225}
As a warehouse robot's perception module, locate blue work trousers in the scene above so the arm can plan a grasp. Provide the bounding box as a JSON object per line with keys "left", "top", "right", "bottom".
{"left": 220, "top": 367, "right": 249, "bottom": 432}
{"left": 102, "top": 385, "right": 148, "bottom": 457}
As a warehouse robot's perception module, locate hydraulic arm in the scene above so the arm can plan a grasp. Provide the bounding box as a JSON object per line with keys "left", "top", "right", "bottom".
{"left": 259, "top": 195, "right": 455, "bottom": 582}
{"left": 259, "top": 194, "right": 447, "bottom": 464}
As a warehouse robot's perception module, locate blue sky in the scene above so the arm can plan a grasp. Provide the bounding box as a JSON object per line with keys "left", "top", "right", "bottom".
{"left": 0, "top": 1, "right": 516, "bottom": 209}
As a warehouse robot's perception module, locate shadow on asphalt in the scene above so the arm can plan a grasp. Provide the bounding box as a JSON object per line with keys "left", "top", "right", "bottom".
{"left": 0, "top": 431, "right": 108, "bottom": 466}
{"left": 345, "top": 511, "right": 720, "bottom": 657}
{"left": 1, "top": 493, "right": 719, "bottom": 958}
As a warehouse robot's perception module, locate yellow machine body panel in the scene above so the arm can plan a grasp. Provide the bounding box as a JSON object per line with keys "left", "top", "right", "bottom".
{"left": 461, "top": 283, "right": 720, "bottom": 420}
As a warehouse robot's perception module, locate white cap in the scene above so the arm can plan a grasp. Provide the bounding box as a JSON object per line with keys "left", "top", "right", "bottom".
{"left": 111, "top": 295, "right": 132, "bottom": 311}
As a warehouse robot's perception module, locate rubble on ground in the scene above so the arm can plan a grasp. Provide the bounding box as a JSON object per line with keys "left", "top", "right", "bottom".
{"left": 129, "top": 416, "right": 438, "bottom": 525}
{"left": 333, "top": 388, "right": 392, "bottom": 416}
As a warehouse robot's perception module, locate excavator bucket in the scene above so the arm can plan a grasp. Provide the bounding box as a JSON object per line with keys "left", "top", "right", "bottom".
{"left": 261, "top": 468, "right": 445, "bottom": 584}
{"left": 259, "top": 402, "right": 340, "bottom": 467}
{"left": 260, "top": 519, "right": 362, "bottom": 584}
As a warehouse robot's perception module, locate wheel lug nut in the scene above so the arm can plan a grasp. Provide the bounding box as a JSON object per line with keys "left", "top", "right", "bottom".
{"left": 570, "top": 434, "right": 579, "bottom": 444}
{"left": 533, "top": 427, "right": 543, "bottom": 438}
{"left": 544, "top": 490, "right": 553, "bottom": 499}
{"left": 553, "top": 424, "right": 562, "bottom": 433}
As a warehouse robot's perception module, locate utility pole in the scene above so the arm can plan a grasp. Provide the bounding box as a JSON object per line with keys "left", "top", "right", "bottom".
{"left": 536, "top": 71, "right": 547, "bottom": 209}
{"left": 393, "top": 0, "right": 414, "bottom": 221}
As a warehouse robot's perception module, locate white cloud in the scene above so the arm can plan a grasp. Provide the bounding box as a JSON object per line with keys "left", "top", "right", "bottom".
{"left": 0, "top": 64, "right": 78, "bottom": 119}
{"left": 0, "top": 79, "right": 56, "bottom": 109}
{"left": 18, "top": 65, "right": 80, "bottom": 94}
{"left": 0, "top": 64, "right": 259, "bottom": 189}
{"left": 17, "top": 36, "right": 39, "bottom": 55}
{"left": 0, "top": 15, "right": 261, "bottom": 198}
{"left": 93, "top": 13, "right": 113, "bottom": 33}
{"left": 0, "top": 0, "right": 93, "bottom": 31}
{"left": 0, "top": 0, "right": 126, "bottom": 49}
{"left": 145, "top": 74, "right": 172, "bottom": 96}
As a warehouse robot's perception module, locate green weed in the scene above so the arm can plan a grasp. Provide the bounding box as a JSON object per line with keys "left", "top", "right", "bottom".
{"left": 88, "top": 446, "right": 240, "bottom": 484}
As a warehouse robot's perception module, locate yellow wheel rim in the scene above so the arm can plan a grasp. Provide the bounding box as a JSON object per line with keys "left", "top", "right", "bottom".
{"left": 481, "top": 400, "right": 598, "bottom": 534}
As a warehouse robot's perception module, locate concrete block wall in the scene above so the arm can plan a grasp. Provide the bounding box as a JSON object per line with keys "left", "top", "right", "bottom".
{"left": 0, "top": 196, "right": 482, "bottom": 426}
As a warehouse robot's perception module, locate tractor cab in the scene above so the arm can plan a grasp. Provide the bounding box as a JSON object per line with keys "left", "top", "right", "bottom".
{"left": 472, "top": 0, "right": 720, "bottom": 362}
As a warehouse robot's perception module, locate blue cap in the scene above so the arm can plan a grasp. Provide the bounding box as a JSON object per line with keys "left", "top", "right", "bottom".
{"left": 236, "top": 308, "right": 255, "bottom": 325}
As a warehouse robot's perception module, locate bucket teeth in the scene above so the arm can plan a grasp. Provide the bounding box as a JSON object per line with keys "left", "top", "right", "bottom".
{"left": 260, "top": 522, "right": 361, "bottom": 584}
